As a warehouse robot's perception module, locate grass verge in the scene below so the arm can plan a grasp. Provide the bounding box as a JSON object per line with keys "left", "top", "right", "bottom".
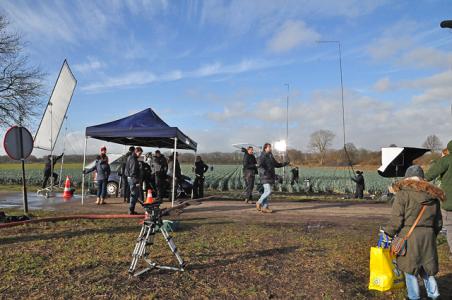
{"left": 0, "top": 209, "right": 450, "bottom": 299}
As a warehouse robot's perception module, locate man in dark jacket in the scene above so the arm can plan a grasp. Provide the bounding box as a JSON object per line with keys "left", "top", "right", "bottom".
{"left": 383, "top": 165, "right": 443, "bottom": 300}
{"left": 139, "top": 160, "right": 153, "bottom": 199}
{"left": 193, "top": 156, "right": 208, "bottom": 199}
{"left": 425, "top": 139, "right": 452, "bottom": 258}
{"left": 153, "top": 150, "right": 168, "bottom": 201}
{"left": 257, "top": 143, "right": 289, "bottom": 213}
{"left": 242, "top": 146, "right": 257, "bottom": 203}
{"left": 118, "top": 146, "right": 134, "bottom": 203}
{"left": 290, "top": 167, "right": 299, "bottom": 185}
{"left": 42, "top": 153, "right": 64, "bottom": 188}
{"left": 125, "top": 147, "right": 142, "bottom": 214}
{"left": 351, "top": 170, "right": 365, "bottom": 199}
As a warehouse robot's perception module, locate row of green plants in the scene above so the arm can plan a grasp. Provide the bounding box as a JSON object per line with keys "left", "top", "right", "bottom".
{"left": 0, "top": 164, "right": 392, "bottom": 194}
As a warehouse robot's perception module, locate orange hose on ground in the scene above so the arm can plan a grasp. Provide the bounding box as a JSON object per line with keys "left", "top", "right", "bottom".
{"left": 0, "top": 214, "right": 145, "bottom": 229}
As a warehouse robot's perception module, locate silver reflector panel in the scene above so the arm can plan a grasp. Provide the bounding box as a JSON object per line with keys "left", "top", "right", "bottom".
{"left": 34, "top": 60, "right": 77, "bottom": 151}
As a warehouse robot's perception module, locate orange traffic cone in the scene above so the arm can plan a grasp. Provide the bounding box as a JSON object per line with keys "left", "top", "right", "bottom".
{"left": 144, "top": 189, "right": 154, "bottom": 204}
{"left": 62, "top": 176, "right": 73, "bottom": 199}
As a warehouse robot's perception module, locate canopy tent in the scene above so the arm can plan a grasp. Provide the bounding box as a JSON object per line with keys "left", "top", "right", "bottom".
{"left": 85, "top": 108, "right": 197, "bottom": 150}
{"left": 378, "top": 147, "right": 430, "bottom": 178}
{"left": 81, "top": 108, "right": 198, "bottom": 207}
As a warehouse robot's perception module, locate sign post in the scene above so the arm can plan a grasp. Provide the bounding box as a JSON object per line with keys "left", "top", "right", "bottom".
{"left": 3, "top": 126, "right": 34, "bottom": 214}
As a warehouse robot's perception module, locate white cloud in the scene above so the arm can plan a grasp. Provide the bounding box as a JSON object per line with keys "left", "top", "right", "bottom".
{"left": 267, "top": 20, "right": 320, "bottom": 53}
{"left": 376, "top": 70, "right": 452, "bottom": 103}
{"left": 201, "top": 87, "right": 451, "bottom": 151}
{"left": 0, "top": 0, "right": 167, "bottom": 45}
{"left": 207, "top": 103, "right": 247, "bottom": 122}
{"left": 82, "top": 59, "right": 289, "bottom": 92}
{"left": 373, "top": 77, "right": 391, "bottom": 92}
{"left": 368, "top": 37, "right": 413, "bottom": 60}
{"left": 73, "top": 57, "right": 104, "bottom": 73}
{"left": 399, "top": 47, "right": 452, "bottom": 69}
{"left": 201, "top": 0, "right": 387, "bottom": 35}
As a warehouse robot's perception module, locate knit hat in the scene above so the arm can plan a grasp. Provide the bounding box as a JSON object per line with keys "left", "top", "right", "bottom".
{"left": 405, "top": 165, "right": 424, "bottom": 179}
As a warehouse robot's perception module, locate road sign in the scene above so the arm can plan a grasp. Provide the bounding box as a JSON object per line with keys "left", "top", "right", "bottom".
{"left": 3, "top": 126, "right": 33, "bottom": 214}
{"left": 3, "top": 126, "right": 33, "bottom": 160}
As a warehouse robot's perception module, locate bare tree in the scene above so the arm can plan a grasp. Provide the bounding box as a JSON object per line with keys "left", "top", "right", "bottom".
{"left": 422, "top": 134, "right": 443, "bottom": 153}
{"left": 343, "top": 142, "right": 358, "bottom": 165}
{"left": 0, "top": 15, "right": 44, "bottom": 127}
{"left": 309, "top": 130, "right": 335, "bottom": 165}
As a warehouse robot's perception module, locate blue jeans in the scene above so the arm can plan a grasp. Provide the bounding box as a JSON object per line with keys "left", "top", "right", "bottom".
{"left": 127, "top": 177, "right": 139, "bottom": 212}
{"left": 257, "top": 183, "right": 271, "bottom": 208}
{"left": 404, "top": 272, "right": 439, "bottom": 300}
{"left": 96, "top": 179, "right": 107, "bottom": 198}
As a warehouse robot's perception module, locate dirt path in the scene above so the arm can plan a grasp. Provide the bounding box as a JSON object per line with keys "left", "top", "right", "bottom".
{"left": 0, "top": 191, "right": 392, "bottom": 224}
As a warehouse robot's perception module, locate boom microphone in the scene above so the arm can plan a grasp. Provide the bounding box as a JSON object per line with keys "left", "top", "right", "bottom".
{"left": 440, "top": 20, "right": 452, "bottom": 28}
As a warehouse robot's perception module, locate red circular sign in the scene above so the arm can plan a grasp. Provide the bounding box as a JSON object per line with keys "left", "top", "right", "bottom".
{"left": 3, "top": 126, "right": 34, "bottom": 160}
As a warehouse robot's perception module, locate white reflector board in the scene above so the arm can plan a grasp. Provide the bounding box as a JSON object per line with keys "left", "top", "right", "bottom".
{"left": 378, "top": 147, "right": 404, "bottom": 174}
{"left": 34, "top": 60, "right": 77, "bottom": 151}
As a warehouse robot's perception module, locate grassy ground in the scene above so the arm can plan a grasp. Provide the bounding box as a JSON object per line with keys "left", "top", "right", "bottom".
{"left": 0, "top": 207, "right": 451, "bottom": 299}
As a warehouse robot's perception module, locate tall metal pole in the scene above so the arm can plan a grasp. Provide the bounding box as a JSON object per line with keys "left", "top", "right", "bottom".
{"left": 50, "top": 101, "right": 54, "bottom": 192}
{"left": 317, "top": 41, "right": 346, "bottom": 147}
{"left": 191, "top": 151, "right": 197, "bottom": 199}
{"left": 284, "top": 83, "right": 290, "bottom": 182}
{"left": 285, "top": 83, "right": 289, "bottom": 145}
{"left": 81, "top": 137, "right": 88, "bottom": 205}
{"left": 338, "top": 42, "right": 346, "bottom": 147}
{"left": 19, "top": 127, "right": 28, "bottom": 214}
{"left": 171, "top": 138, "right": 178, "bottom": 207}
{"left": 59, "top": 116, "right": 68, "bottom": 187}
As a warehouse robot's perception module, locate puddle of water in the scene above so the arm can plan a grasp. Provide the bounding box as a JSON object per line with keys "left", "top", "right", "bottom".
{"left": 0, "top": 192, "right": 81, "bottom": 211}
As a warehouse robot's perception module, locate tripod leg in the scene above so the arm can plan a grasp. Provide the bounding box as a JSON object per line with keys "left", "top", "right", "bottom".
{"left": 160, "top": 227, "right": 185, "bottom": 270}
{"left": 129, "top": 224, "right": 152, "bottom": 273}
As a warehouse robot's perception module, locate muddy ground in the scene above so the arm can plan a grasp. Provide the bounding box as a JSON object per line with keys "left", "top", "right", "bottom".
{"left": 0, "top": 194, "right": 451, "bottom": 299}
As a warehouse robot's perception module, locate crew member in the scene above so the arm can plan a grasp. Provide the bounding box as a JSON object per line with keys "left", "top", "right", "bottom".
{"left": 100, "top": 146, "right": 109, "bottom": 163}
{"left": 426, "top": 140, "right": 452, "bottom": 259}
{"left": 351, "top": 170, "right": 365, "bottom": 199}
{"left": 118, "top": 146, "right": 134, "bottom": 203}
{"left": 193, "top": 156, "right": 209, "bottom": 199}
{"left": 153, "top": 150, "right": 168, "bottom": 201}
{"left": 42, "top": 153, "right": 64, "bottom": 188}
{"left": 290, "top": 167, "right": 299, "bottom": 185}
{"left": 125, "top": 146, "right": 143, "bottom": 215}
{"left": 242, "top": 146, "right": 257, "bottom": 203}
{"left": 167, "top": 152, "right": 182, "bottom": 199}
{"left": 257, "top": 143, "right": 289, "bottom": 213}
{"left": 139, "top": 159, "right": 153, "bottom": 201}
{"left": 83, "top": 154, "right": 110, "bottom": 205}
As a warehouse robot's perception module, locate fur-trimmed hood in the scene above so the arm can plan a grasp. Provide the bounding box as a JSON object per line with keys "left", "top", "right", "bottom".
{"left": 392, "top": 178, "right": 446, "bottom": 202}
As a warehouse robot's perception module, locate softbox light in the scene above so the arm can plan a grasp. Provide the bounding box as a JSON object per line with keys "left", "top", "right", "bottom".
{"left": 378, "top": 147, "right": 430, "bottom": 178}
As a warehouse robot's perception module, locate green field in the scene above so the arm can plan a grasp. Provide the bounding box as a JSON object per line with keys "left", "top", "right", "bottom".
{"left": 0, "top": 163, "right": 392, "bottom": 194}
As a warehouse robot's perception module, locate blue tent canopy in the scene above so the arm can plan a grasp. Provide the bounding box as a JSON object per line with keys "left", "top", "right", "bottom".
{"left": 85, "top": 108, "right": 197, "bottom": 151}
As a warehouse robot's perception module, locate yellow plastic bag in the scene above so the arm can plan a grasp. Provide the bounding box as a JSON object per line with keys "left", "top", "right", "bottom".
{"left": 368, "top": 246, "right": 405, "bottom": 291}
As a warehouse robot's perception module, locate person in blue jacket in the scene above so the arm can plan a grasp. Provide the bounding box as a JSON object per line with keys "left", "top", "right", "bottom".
{"left": 84, "top": 153, "right": 111, "bottom": 205}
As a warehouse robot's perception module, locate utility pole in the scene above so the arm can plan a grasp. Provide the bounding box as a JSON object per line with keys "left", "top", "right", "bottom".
{"left": 284, "top": 83, "right": 289, "bottom": 183}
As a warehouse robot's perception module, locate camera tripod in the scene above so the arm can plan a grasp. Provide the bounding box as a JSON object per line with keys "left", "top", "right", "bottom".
{"left": 128, "top": 202, "right": 185, "bottom": 277}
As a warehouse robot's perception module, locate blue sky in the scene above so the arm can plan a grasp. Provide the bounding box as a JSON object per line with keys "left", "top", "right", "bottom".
{"left": 1, "top": 0, "right": 452, "bottom": 154}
